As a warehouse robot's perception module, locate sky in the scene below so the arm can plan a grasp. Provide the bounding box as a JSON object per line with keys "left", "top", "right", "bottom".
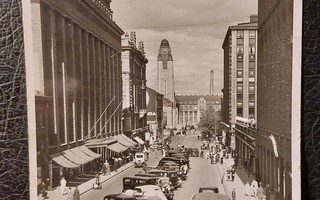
{"left": 112, "top": 0, "right": 258, "bottom": 95}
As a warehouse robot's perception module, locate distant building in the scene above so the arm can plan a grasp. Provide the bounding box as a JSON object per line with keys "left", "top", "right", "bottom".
{"left": 121, "top": 32, "right": 148, "bottom": 142}
{"left": 221, "top": 15, "right": 258, "bottom": 169}
{"left": 222, "top": 14, "right": 258, "bottom": 127}
{"left": 176, "top": 95, "right": 221, "bottom": 126}
{"left": 146, "top": 87, "right": 164, "bottom": 144}
{"left": 157, "top": 39, "right": 178, "bottom": 128}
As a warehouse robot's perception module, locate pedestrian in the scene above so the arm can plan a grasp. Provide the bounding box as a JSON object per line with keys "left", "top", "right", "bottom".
{"left": 265, "top": 184, "right": 271, "bottom": 200}
{"left": 245, "top": 181, "right": 251, "bottom": 196}
{"left": 256, "top": 185, "right": 266, "bottom": 200}
{"left": 231, "top": 166, "right": 235, "bottom": 181}
{"left": 114, "top": 157, "right": 119, "bottom": 172}
{"left": 73, "top": 186, "right": 80, "bottom": 200}
{"left": 40, "top": 181, "right": 47, "bottom": 200}
{"left": 101, "top": 161, "right": 107, "bottom": 175}
{"left": 232, "top": 187, "right": 236, "bottom": 200}
{"left": 66, "top": 187, "right": 73, "bottom": 200}
{"left": 221, "top": 172, "right": 225, "bottom": 184}
{"left": 60, "top": 177, "right": 67, "bottom": 195}
{"left": 105, "top": 160, "right": 111, "bottom": 175}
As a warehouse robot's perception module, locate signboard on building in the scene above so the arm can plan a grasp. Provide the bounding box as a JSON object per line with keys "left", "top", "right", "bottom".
{"left": 230, "top": 135, "right": 235, "bottom": 150}
{"left": 145, "top": 132, "right": 150, "bottom": 141}
{"left": 269, "top": 134, "right": 279, "bottom": 158}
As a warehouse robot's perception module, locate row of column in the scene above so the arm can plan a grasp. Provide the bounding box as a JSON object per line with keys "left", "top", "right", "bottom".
{"left": 180, "top": 110, "right": 198, "bottom": 125}
{"left": 42, "top": 6, "right": 122, "bottom": 147}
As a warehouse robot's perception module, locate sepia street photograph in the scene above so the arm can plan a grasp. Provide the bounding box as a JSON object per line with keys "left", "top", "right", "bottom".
{"left": 0, "top": 0, "right": 303, "bottom": 199}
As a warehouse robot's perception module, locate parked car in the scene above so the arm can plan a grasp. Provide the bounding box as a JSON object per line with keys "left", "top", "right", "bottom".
{"left": 191, "top": 193, "right": 230, "bottom": 200}
{"left": 158, "top": 157, "right": 189, "bottom": 166}
{"left": 187, "top": 148, "right": 200, "bottom": 157}
{"left": 198, "top": 187, "right": 219, "bottom": 193}
{"left": 123, "top": 176, "right": 158, "bottom": 191}
{"left": 104, "top": 194, "right": 137, "bottom": 200}
{"left": 134, "top": 152, "right": 147, "bottom": 168}
{"left": 124, "top": 185, "right": 167, "bottom": 200}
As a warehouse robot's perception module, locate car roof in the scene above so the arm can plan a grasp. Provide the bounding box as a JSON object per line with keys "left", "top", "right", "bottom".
{"left": 123, "top": 176, "right": 158, "bottom": 180}
{"left": 191, "top": 193, "right": 231, "bottom": 200}
{"left": 147, "top": 169, "right": 168, "bottom": 173}
{"left": 104, "top": 193, "right": 137, "bottom": 199}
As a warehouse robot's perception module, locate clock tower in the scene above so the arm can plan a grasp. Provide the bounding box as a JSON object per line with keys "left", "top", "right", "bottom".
{"left": 157, "top": 39, "right": 175, "bottom": 104}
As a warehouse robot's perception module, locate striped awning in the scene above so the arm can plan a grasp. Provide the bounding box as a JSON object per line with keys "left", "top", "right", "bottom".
{"left": 107, "top": 142, "right": 128, "bottom": 153}
{"left": 134, "top": 136, "right": 145, "bottom": 145}
{"left": 50, "top": 153, "right": 79, "bottom": 169}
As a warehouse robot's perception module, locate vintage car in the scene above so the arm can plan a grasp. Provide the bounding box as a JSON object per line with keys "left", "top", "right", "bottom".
{"left": 135, "top": 173, "right": 160, "bottom": 178}
{"left": 157, "top": 177, "right": 174, "bottom": 200}
{"left": 191, "top": 193, "right": 231, "bottom": 200}
{"left": 198, "top": 187, "right": 219, "bottom": 193}
{"left": 162, "top": 170, "right": 182, "bottom": 189}
{"left": 158, "top": 157, "right": 189, "bottom": 166}
{"left": 187, "top": 148, "right": 200, "bottom": 157}
{"left": 124, "top": 185, "right": 167, "bottom": 200}
{"left": 134, "top": 152, "right": 147, "bottom": 168}
{"left": 123, "top": 176, "right": 158, "bottom": 191}
{"left": 104, "top": 194, "right": 138, "bottom": 200}
{"left": 163, "top": 163, "right": 180, "bottom": 171}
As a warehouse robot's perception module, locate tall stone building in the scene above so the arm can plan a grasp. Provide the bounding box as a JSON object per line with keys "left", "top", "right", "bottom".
{"left": 257, "top": 0, "right": 293, "bottom": 199}
{"left": 31, "top": 0, "right": 125, "bottom": 190}
{"left": 157, "top": 39, "right": 177, "bottom": 128}
{"left": 121, "top": 32, "right": 148, "bottom": 143}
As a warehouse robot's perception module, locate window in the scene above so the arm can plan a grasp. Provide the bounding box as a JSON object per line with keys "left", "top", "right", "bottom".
{"left": 249, "top": 62, "right": 255, "bottom": 69}
{"left": 237, "top": 94, "right": 243, "bottom": 99}
{"left": 249, "top": 45, "right": 256, "bottom": 54}
{"left": 237, "top": 107, "right": 243, "bottom": 116}
{"left": 237, "top": 62, "right": 243, "bottom": 69}
{"left": 249, "top": 30, "right": 256, "bottom": 38}
{"left": 237, "top": 30, "right": 244, "bottom": 38}
{"left": 249, "top": 77, "right": 255, "bottom": 82}
{"left": 237, "top": 102, "right": 243, "bottom": 107}
{"left": 249, "top": 70, "right": 255, "bottom": 76}
{"left": 237, "top": 39, "right": 244, "bottom": 44}
{"left": 237, "top": 70, "right": 243, "bottom": 77}
{"left": 237, "top": 45, "right": 244, "bottom": 54}
{"left": 249, "top": 107, "right": 255, "bottom": 115}
{"left": 249, "top": 86, "right": 255, "bottom": 92}
{"left": 237, "top": 86, "right": 243, "bottom": 92}
{"left": 237, "top": 78, "right": 243, "bottom": 83}
{"left": 163, "top": 62, "right": 167, "bottom": 69}
{"left": 249, "top": 102, "right": 255, "bottom": 107}
{"left": 249, "top": 38, "right": 256, "bottom": 44}
{"left": 249, "top": 94, "right": 255, "bottom": 100}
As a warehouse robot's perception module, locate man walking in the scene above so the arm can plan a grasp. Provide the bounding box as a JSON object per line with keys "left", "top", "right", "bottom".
{"left": 73, "top": 186, "right": 80, "bottom": 200}
{"left": 232, "top": 187, "right": 236, "bottom": 200}
{"left": 60, "top": 177, "right": 67, "bottom": 195}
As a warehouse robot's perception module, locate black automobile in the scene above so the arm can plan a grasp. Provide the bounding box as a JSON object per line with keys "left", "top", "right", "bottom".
{"left": 122, "top": 176, "right": 158, "bottom": 191}
{"left": 158, "top": 157, "right": 189, "bottom": 166}
{"left": 188, "top": 148, "right": 200, "bottom": 157}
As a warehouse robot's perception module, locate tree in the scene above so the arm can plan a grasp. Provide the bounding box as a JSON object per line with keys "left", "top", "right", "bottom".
{"left": 197, "top": 106, "right": 221, "bottom": 138}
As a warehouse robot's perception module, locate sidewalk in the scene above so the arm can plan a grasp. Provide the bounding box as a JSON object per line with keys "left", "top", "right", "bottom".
{"left": 215, "top": 157, "right": 257, "bottom": 200}
{"left": 38, "top": 162, "right": 134, "bottom": 200}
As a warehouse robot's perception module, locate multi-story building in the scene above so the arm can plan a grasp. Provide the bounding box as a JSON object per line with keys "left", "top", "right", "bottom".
{"left": 31, "top": 0, "right": 125, "bottom": 189}
{"left": 157, "top": 39, "right": 178, "bottom": 129}
{"left": 121, "top": 32, "right": 148, "bottom": 144}
{"left": 257, "top": 0, "right": 293, "bottom": 199}
{"left": 221, "top": 14, "right": 258, "bottom": 169}
{"left": 146, "top": 87, "right": 164, "bottom": 144}
{"left": 176, "top": 95, "right": 221, "bottom": 126}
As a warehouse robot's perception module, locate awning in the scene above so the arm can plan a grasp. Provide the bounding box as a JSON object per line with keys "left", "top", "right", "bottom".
{"left": 112, "top": 134, "right": 134, "bottom": 147}
{"left": 61, "top": 150, "right": 90, "bottom": 165}
{"left": 134, "top": 136, "right": 145, "bottom": 145}
{"left": 107, "top": 142, "right": 128, "bottom": 153}
{"left": 69, "top": 147, "right": 96, "bottom": 162}
{"left": 50, "top": 153, "right": 79, "bottom": 169}
{"left": 79, "top": 145, "right": 101, "bottom": 159}
{"left": 85, "top": 138, "right": 116, "bottom": 148}
{"left": 120, "top": 134, "right": 137, "bottom": 146}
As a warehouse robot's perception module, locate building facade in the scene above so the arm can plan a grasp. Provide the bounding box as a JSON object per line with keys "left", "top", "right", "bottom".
{"left": 146, "top": 87, "right": 164, "bottom": 144}
{"left": 121, "top": 32, "right": 148, "bottom": 142}
{"left": 176, "top": 95, "right": 221, "bottom": 126}
{"left": 32, "top": 0, "right": 124, "bottom": 189}
{"left": 257, "top": 0, "right": 293, "bottom": 199}
{"left": 157, "top": 39, "right": 177, "bottom": 128}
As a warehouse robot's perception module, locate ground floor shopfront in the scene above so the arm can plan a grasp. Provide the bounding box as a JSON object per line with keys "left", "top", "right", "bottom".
{"left": 256, "top": 129, "right": 292, "bottom": 200}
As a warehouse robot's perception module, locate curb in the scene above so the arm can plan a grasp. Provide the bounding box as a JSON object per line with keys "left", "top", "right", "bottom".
{"left": 215, "top": 163, "right": 228, "bottom": 195}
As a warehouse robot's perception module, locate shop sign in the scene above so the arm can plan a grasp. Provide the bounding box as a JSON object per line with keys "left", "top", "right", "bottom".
{"left": 230, "top": 135, "right": 235, "bottom": 150}
{"left": 145, "top": 132, "right": 150, "bottom": 141}
{"left": 269, "top": 134, "right": 279, "bottom": 158}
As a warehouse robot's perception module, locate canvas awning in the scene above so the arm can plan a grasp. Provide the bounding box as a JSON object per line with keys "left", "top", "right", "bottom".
{"left": 50, "top": 153, "right": 79, "bottom": 169}
{"left": 69, "top": 147, "right": 97, "bottom": 161}
{"left": 85, "top": 138, "right": 116, "bottom": 148}
{"left": 107, "top": 142, "right": 128, "bottom": 153}
{"left": 120, "top": 134, "right": 137, "bottom": 146}
{"left": 79, "top": 145, "right": 101, "bottom": 159}
{"left": 112, "top": 134, "right": 134, "bottom": 147}
{"left": 134, "top": 136, "right": 145, "bottom": 145}
{"left": 61, "top": 150, "right": 91, "bottom": 165}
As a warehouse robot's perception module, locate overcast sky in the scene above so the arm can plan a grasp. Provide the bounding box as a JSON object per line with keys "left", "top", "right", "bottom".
{"left": 112, "top": 0, "right": 257, "bottom": 95}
